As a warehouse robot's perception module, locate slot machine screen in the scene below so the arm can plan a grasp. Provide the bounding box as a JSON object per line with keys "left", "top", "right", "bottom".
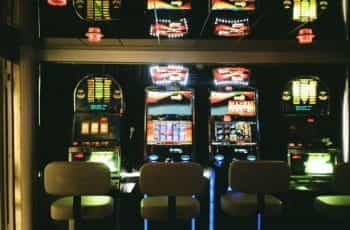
{"left": 147, "top": 120, "right": 192, "bottom": 145}
{"left": 281, "top": 77, "right": 329, "bottom": 115}
{"left": 75, "top": 115, "right": 121, "bottom": 143}
{"left": 147, "top": 91, "right": 193, "bottom": 116}
{"left": 213, "top": 121, "right": 256, "bottom": 145}
{"left": 74, "top": 0, "right": 121, "bottom": 21}
{"left": 149, "top": 17, "right": 189, "bottom": 39}
{"left": 72, "top": 151, "right": 120, "bottom": 173}
{"left": 75, "top": 76, "right": 122, "bottom": 113}
{"left": 213, "top": 67, "right": 250, "bottom": 86}
{"left": 211, "top": 91, "right": 256, "bottom": 116}
{"left": 211, "top": 0, "right": 255, "bottom": 11}
{"left": 150, "top": 65, "right": 189, "bottom": 86}
{"left": 214, "top": 17, "right": 250, "bottom": 37}
{"left": 289, "top": 152, "right": 335, "bottom": 175}
{"left": 147, "top": 0, "right": 191, "bottom": 10}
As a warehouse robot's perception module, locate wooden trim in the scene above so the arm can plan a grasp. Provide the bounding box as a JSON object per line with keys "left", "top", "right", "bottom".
{"left": 40, "top": 39, "right": 350, "bottom": 64}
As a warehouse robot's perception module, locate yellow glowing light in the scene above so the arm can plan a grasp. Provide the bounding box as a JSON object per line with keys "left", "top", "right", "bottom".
{"left": 91, "top": 122, "right": 99, "bottom": 134}
{"left": 100, "top": 119, "right": 109, "bottom": 134}
{"left": 304, "top": 154, "right": 333, "bottom": 174}
{"left": 292, "top": 80, "right": 301, "bottom": 104}
{"left": 81, "top": 122, "right": 90, "bottom": 135}
{"left": 293, "top": 0, "right": 318, "bottom": 22}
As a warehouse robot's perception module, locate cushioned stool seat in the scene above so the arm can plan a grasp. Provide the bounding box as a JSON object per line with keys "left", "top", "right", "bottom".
{"left": 51, "top": 195, "right": 114, "bottom": 220}
{"left": 141, "top": 196, "right": 200, "bottom": 220}
{"left": 221, "top": 192, "right": 283, "bottom": 217}
{"left": 314, "top": 195, "right": 350, "bottom": 219}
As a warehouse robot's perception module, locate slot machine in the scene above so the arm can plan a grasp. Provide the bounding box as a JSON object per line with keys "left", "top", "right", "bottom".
{"left": 146, "top": 0, "right": 191, "bottom": 39}
{"left": 69, "top": 74, "right": 124, "bottom": 188}
{"left": 210, "top": 0, "right": 256, "bottom": 38}
{"left": 281, "top": 76, "right": 339, "bottom": 191}
{"left": 283, "top": 0, "right": 328, "bottom": 44}
{"left": 73, "top": 0, "right": 122, "bottom": 41}
{"left": 209, "top": 66, "right": 259, "bottom": 167}
{"left": 144, "top": 65, "right": 194, "bottom": 162}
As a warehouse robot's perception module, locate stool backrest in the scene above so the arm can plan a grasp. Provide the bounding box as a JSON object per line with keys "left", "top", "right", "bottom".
{"left": 139, "top": 162, "right": 204, "bottom": 196}
{"left": 229, "top": 161, "right": 290, "bottom": 193}
{"left": 44, "top": 162, "right": 110, "bottom": 196}
{"left": 334, "top": 163, "right": 350, "bottom": 193}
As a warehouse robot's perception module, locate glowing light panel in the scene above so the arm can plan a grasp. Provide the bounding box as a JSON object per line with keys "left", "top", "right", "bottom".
{"left": 214, "top": 17, "right": 250, "bottom": 37}
{"left": 149, "top": 18, "right": 189, "bottom": 39}
{"left": 149, "top": 65, "right": 189, "bottom": 85}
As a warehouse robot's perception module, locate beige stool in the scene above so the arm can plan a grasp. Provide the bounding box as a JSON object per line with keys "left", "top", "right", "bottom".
{"left": 221, "top": 161, "right": 289, "bottom": 229}
{"left": 314, "top": 163, "right": 350, "bottom": 220}
{"left": 139, "top": 162, "right": 204, "bottom": 224}
{"left": 44, "top": 162, "right": 114, "bottom": 230}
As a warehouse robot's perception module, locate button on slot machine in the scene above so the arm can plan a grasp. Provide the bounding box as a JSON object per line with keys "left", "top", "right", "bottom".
{"left": 210, "top": 0, "right": 256, "bottom": 38}
{"left": 69, "top": 75, "right": 124, "bottom": 189}
{"left": 209, "top": 67, "right": 259, "bottom": 166}
{"left": 145, "top": 65, "right": 194, "bottom": 162}
{"left": 281, "top": 76, "right": 339, "bottom": 191}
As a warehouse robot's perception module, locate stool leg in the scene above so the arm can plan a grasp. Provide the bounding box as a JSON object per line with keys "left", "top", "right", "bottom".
{"left": 68, "top": 219, "right": 75, "bottom": 230}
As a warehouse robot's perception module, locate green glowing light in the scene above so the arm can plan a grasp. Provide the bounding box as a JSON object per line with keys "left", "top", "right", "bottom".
{"left": 304, "top": 153, "right": 333, "bottom": 174}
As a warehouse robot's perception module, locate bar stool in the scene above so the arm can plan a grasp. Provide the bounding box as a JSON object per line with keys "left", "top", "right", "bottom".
{"left": 221, "top": 161, "right": 290, "bottom": 229}
{"left": 44, "top": 162, "right": 114, "bottom": 230}
{"left": 139, "top": 162, "right": 204, "bottom": 227}
{"left": 314, "top": 163, "right": 350, "bottom": 220}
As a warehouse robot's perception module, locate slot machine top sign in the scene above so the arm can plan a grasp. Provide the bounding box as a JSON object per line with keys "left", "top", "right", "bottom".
{"left": 283, "top": 0, "right": 328, "bottom": 23}
{"left": 150, "top": 65, "right": 189, "bottom": 86}
{"left": 281, "top": 76, "right": 329, "bottom": 116}
{"left": 73, "top": 0, "right": 121, "bottom": 21}
{"left": 214, "top": 17, "right": 250, "bottom": 38}
{"left": 212, "top": 0, "right": 256, "bottom": 11}
{"left": 74, "top": 75, "right": 124, "bottom": 114}
{"left": 147, "top": 0, "right": 192, "bottom": 10}
{"left": 149, "top": 18, "right": 189, "bottom": 38}
{"left": 213, "top": 67, "right": 251, "bottom": 86}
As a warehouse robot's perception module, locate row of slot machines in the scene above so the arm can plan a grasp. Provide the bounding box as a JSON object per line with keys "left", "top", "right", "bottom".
{"left": 47, "top": 0, "right": 331, "bottom": 43}
{"left": 68, "top": 65, "right": 341, "bottom": 191}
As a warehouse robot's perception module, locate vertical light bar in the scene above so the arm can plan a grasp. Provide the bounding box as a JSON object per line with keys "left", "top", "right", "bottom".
{"left": 292, "top": 80, "right": 301, "bottom": 104}
{"left": 343, "top": 0, "right": 349, "bottom": 40}
{"left": 343, "top": 74, "right": 349, "bottom": 162}
{"left": 143, "top": 194, "right": 148, "bottom": 230}
{"left": 209, "top": 169, "right": 215, "bottom": 230}
{"left": 309, "top": 80, "right": 317, "bottom": 104}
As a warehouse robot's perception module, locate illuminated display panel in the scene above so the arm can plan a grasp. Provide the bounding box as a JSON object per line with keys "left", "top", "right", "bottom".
{"left": 214, "top": 17, "right": 250, "bottom": 37}
{"left": 89, "top": 151, "right": 120, "bottom": 172}
{"left": 281, "top": 77, "right": 329, "bottom": 115}
{"left": 147, "top": 90, "right": 193, "bottom": 116}
{"left": 213, "top": 67, "right": 251, "bottom": 86}
{"left": 211, "top": 91, "right": 256, "bottom": 117}
{"left": 150, "top": 65, "right": 189, "bottom": 86}
{"left": 213, "top": 121, "right": 256, "bottom": 145}
{"left": 147, "top": 120, "right": 192, "bottom": 145}
{"left": 74, "top": 0, "right": 121, "bottom": 21}
{"left": 211, "top": 0, "right": 255, "bottom": 11}
{"left": 75, "top": 75, "right": 123, "bottom": 113}
{"left": 147, "top": 0, "right": 191, "bottom": 10}
{"left": 149, "top": 18, "right": 189, "bottom": 39}
{"left": 289, "top": 152, "right": 335, "bottom": 175}
{"left": 292, "top": 0, "right": 318, "bottom": 22}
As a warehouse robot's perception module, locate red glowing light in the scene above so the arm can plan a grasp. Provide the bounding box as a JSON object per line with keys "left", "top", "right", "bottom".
{"left": 225, "top": 86, "right": 233, "bottom": 91}
{"left": 223, "top": 115, "right": 232, "bottom": 122}
{"left": 214, "top": 23, "right": 250, "bottom": 37}
{"left": 85, "top": 27, "right": 104, "bottom": 43}
{"left": 74, "top": 153, "right": 85, "bottom": 159}
{"left": 47, "top": 0, "right": 67, "bottom": 7}
{"left": 73, "top": 141, "right": 79, "bottom": 146}
{"left": 306, "top": 117, "right": 315, "bottom": 123}
{"left": 150, "top": 19, "right": 189, "bottom": 38}
{"left": 297, "top": 28, "right": 315, "bottom": 44}
{"left": 292, "top": 154, "right": 302, "bottom": 160}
